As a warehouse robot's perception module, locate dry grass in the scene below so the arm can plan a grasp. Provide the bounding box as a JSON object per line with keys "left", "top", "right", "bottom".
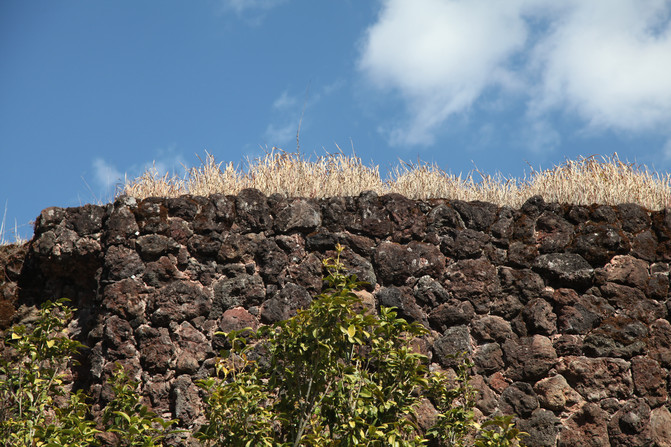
{"left": 0, "top": 202, "right": 27, "bottom": 246}
{"left": 121, "top": 149, "right": 671, "bottom": 210}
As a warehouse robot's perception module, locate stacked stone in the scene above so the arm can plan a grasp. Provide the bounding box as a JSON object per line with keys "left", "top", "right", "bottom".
{"left": 9, "top": 189, "right": 671, "bottom": 446}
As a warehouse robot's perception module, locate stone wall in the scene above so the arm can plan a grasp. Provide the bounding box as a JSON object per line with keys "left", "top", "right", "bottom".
{"left": 3, "top": 189, "right": 671, "bottom": 446}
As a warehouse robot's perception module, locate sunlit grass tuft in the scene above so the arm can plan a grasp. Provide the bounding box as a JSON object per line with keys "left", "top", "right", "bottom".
{"left": 0, "top": 202, "right": 27, "bottom": 246}
{"left": 120, "top": 149, "right": 671, "bottom": 210}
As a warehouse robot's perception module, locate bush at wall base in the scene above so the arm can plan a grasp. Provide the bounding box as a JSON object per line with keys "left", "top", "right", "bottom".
{"left": 195, "top": 244, "right": 527, "bottom": 447}
{"left": 0, "top": 299, "right": 179, "bottom": 447}
{"left": 0, "top": 246, "right": 526, "bottom": 446}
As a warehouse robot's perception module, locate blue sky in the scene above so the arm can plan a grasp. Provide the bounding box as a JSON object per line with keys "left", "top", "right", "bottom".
{"left": 2, "top": 0, "right": 671, "bottom": 241}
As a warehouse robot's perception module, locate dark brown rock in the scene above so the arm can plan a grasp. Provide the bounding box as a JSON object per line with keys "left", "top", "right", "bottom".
{"left": 375, "top": 286, "right": 427, "bottom": 326}
{"left": 353, "top": 191, "right": 392, "bottom": 238}
{"left": 217, "top": 233, "right": 255, "bottom": 263}
{"left": 583, "top": 316, "right": 648, "bottom": 359}
{"left": 617, "top": 204, "right": 651, "bottom": 234}
{"left": 533, "top": 252, "right": 593, "bottom": 289}
{"left": 380, "top": 193, "right": 427, "bottom": 240}
{"left": 445, "top": 258, "right": 500, "bottom": 313}
{"left": 104, "top": 245, "right": 145, "bottom": 281}
{"left": 260, "top": 283, "right": 312, "bottom": 324}
{"left": 599, "top": 282, "right": 666, "bottom": 323}
{"left": 498, "top": 267, "right": 545, "bottom": 304}
{"left": 571, "top": 222, "right": 630, "bottom": 266}
{"left": 136, "top": 234, "right": 179, "bottom": 261}
{"left": 136, "top": 325, "right": 174, "bottom": 373}
{"left": 274, "top": 199, "right": 321, "bottom": 233}
{"left": 427, "top": 299, "right": 475, "bottom": 331}
{"left": 67, "top": 204, "right": 106, "bottom": 235}
{"left": 103, "top": 278, "right": 148, "bottom": 322}
{"left": 373, "top": 241, "right": 445, "bottom": 285}
{"left": 471, "top": 315, "right": 514, "bottom": 343}
{"left": 608, "top": 398, "right": 652, "bottom": 447}
{"left": 474, "top": 342, "right": 504, "bottom": 375}
{"left": 148, "top": 281, "right": 212, "bottom": 326}
{"left": 499, "top": 381, "right": 539, "bottom": 417}
{"left": 413, "top": 275, "right": 450, "bottom": 308}
{"left": 518, "top": 408, "right": 560, "bottom": 447}
{"left": 535, "top": 211, "right": 574, "bottom": 253}
{"left": 210, "top": 274, "right": 265, "bottom": 319}
{"left": 507, "top": 241, "right": 539, "bottom": 268}
{"left": 451, "top": 200, "right": 499, "bottom": 231}
{"left": 427, "top": 204, "right": 464, "bottom": 234}
{"left": 135, "top": 198, "right": 169, "bottom": 234}
{"left": 171, "top": 375, "right": 203, "bottom": 426}
{"left": 235, "top": 188, "right": 273, "bottom": 232}
{"left": 631, "top": 230, "right": 658, "bottom": 261}
{"left": 441, "top": 228, "right": 489, "bottom": 259}
{"left": 187, "top": 234, "right": 222, "bottom": 260}
{"left": 255, "top": 238, "right": 289, "bottom": 283}
{"left": 172, "top": 321, "right": 210, "bottom": 374}
{"left": 432, "top": 325, "right": 471, "bottom": 368}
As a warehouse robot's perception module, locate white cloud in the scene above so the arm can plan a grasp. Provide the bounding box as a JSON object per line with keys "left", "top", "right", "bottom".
{"left": 358, "top": 0, "right": 530, "bottom": 146}
{"left": 92, "top": 158, "right": 123, "bottom": 193}
{"left": 264, "top": 121, "right": 297, "bottom": 148}
{"left": 663, "top": 138, "right": 671, "bottom": 160}
{"left": 220, "top": 0, "right": 287, "bottom": 15}
{"left": 358, "top": 0, "right": 671, "bottom": 148}
{"left": 272, "top": 90, "right": 298, "bottom": 110}
{"left": 530, "top": 0, "right": 671, "bottom": 133}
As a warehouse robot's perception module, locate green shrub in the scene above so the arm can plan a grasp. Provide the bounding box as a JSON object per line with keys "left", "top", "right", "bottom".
{"left": 0, "top": 298, "right": 99, "bottom": 446}
{"left": 0, "top": 299, "right": 178, "bottom": 447}
{"left": 196, "top": 244, "right": 527, "bottom": 447}
{"left": 0, "top": 249, "right": 527, "bottom": 446}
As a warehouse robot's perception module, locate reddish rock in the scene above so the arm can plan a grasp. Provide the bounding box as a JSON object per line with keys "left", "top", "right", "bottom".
{"left": 534, "top": 374, "right": 583, "bottom": 412}
{"left": 649, "top": 319, "right": 671, "bottom": 368}
{"left": 598, "top": 255, "right": 650, "bottom": 289}
{"left": 558, "top": 402, "right": 610, "bottom": 447}
{"left": 650, "top": 406, "right": 671, "bottom": 447}
{"left": 218, "top": 307, "right": 258, "bottom": 333}
{"left": 172, "top": 321, "right": 210, "bottom": 374}
{"left": 631, "top": 356, "right": 668, "bottom": 408}
{"left": 555, "top": 356, "right": 633, "bottom": 402}
{"left": 103, "top": 279, "right": 148, "bottom": 321}
{"left": 521, "top": 298, "right": 557, "bottom": 335}
{"left": 503, "top": 335, "right": 557, "bottom": 381}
